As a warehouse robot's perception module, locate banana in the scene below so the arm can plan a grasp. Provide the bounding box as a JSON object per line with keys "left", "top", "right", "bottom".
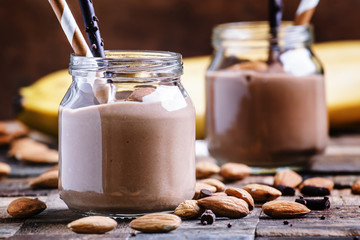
{"left": 18, "top": 41, "right": 360, "bottom": 138}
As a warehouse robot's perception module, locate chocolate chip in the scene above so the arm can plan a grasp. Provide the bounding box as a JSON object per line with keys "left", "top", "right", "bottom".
{"left": 300, "top": 185, "right": 330, "bottom": 196}
{"left": 283, "top": 220, "right": 289, "bottom": 225}
{"left": 290, "top": 223, "right": 293, "bottom": 227}
{"left": 227, "top": 223, "right": 232, "bottom": 228}
{"left": 320, "top": 215, "right": 325, "bottom": 220}
{"left": 198, "top": 189, "right": 213, "bottom": 199}
{"left": 334, "top": 182, "right": 352, "bottom": 189}
{"left": 201, "top": 210, "right": 216, "bottom": 225}
{"left": 274, "top": 185, "right": 295, "bottom": 196}
{"left": 295, "top": 196, "right": 330, "bottom": 210}
{"left": 245, "top": 75, "right": 252, "bottom": 82}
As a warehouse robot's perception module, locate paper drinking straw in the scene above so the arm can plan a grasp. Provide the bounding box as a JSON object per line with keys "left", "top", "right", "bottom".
{"left": 294, "top": 0, "right": 320, "bottom": 25}
{"left": 48, "top": 0, "right": 92, "bottom": 57}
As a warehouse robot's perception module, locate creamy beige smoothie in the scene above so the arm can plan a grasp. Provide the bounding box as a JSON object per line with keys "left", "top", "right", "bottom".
{"left": 206, "top": 63, "right": 328, "bottom": 166}
{"left": 59, "top": 94, "right": 196, "bottom": 214}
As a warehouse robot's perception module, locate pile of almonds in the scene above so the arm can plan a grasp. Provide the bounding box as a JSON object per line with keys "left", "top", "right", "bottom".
{"left": 3, "top": 138, "right": 360, "bottom": 235}
{"left": 0, "top": 120, "right": 59, "bottom": 187}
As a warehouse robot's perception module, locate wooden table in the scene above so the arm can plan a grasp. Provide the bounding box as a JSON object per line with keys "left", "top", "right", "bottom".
{"left": 1, "top": 135, "right": 360, "bottom": 239}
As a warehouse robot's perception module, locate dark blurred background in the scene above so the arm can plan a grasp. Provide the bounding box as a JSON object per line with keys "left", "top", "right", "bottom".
{"left": 1, "top": 0, "right": 360, "bottom": 120}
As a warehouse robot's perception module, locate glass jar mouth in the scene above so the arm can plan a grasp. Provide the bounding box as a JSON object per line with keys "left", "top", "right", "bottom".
{"left": 213, "top": 21, "right": 313, "bottom": 48}
{"left": 70, "top": 50, "right": 183, "bottom": 79}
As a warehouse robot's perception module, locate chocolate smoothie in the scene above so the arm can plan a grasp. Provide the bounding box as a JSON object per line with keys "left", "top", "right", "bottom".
{"left": 206, "top": 62, "right": 328, "bottom": 166}
{"left": 59, "top": 88, "right": 196, "bottom": 214}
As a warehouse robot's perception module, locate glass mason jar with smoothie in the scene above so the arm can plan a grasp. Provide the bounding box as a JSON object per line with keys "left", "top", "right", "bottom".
{"left": 206, "top": 22, "right": 328, "bottom": 167}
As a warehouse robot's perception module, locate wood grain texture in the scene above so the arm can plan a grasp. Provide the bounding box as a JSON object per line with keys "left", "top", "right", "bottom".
{"left": 1, "top": 135, "right": 360, "bottom": 239}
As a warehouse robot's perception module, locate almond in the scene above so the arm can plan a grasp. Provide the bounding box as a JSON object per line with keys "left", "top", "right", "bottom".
{"left": 193, "top": 182, "right": 217, "bottom": 199}
{"left": 351, "top": 179, "right": 360, "bottom": 195}
{"left": 220, "top": 163, "right": 251, "bottom": 181}
{"left": 262, "top": 200, "right": 310, "bottom": 218}
{"left": 130, "top": 214, "right": 181, "bottom": 233}
{"left": 8, "top": 138, "right": 58, "bottom": 163}
{"left": 0, "top": 162, "right": 11, "bottom": 177}
{"left": 174, "top": 200, "right": 202, "bottom": 219}
{"left": 299, "top": 177, "right": 334, "bottom": 192}
{"left": 7, "top": 197, "right": 46, "bottom": 218}
{"left": 29, "top": 170, "right": 58, "bottom": 189}
{"left": 243, "top": 184, "right": 281, "bottom": 202}
{"left": 199, "top": 178, "right": 226, "bottom": 192}
{"left": 197, "top": 195, "right": 249, "bottom": 218}
{"left": 273, "top": 170, "right": 302, "bottom": 188}
{"left": 0, "top": 120, "right": 28, "bottom": 145}
{"left": 67, "top": 216, "right": 117, "bottom": 234}
{"left": 225, "top": 187, "right": 254, "bottom": 210}
{"left": 125, "top": 87, "right": 156, "bottom": 102}
{"left": 196, "top": 161, "right": 220, "bottom": 179}
{"left": 227, "top": 61, "right": 268, "bottom": 72}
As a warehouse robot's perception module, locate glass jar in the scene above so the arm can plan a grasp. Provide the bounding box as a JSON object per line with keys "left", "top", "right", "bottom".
{"left": 59, "top": 50, "right": 196, "bottom": 217}
{"left": 206, "top": 22, "right": 328, "bottom": 167}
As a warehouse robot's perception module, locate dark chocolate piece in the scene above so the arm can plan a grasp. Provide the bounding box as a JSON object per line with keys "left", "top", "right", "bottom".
{"left": 274, "top": 184, "right": 295, "bottom": 196}
{"left": 283, "top": 220, "right": 289, "bottom": 225}
{"left": 300, "top": 185, "right": 330, "bottom": 196}
{"left": 198, "top": 189, "right": 213, "bottom": 199}
{"left": 78, "top": 0, "right": 105, "bottom": 57}
{"left": 201, "top": 210, "right": 216, "bottom": 225}
{"left": 227, "top": 223, "right": 232, "bottom": 228}
{"left": 295, "top": 196, "right": 330, "bottom": 210}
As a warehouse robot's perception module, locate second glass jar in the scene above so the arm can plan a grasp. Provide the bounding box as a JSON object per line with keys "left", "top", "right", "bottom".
{"left": 206, "top": 22, "right": 328, "bottom": 167}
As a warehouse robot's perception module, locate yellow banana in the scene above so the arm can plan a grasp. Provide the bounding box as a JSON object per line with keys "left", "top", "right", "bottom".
{"left": 18, "top": 41, "right": 360, "bottom": 138}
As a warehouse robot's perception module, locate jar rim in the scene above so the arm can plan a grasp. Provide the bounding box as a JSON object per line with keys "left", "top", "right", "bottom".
{"left": 70, "top": 50, "right": 183, "bottom": 78}
{"left": 71, "top": 50, "right": 182, "bottom": 61}
{"left": 212, "top": 21, "right": 313, "bottom": 47}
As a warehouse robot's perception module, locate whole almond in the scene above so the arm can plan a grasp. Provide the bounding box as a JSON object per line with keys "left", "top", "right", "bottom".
{"left": 299, "top": 177, "right": 334, "bottom": 192}
{"left": 225, "top": 187, "right": 254, "bottom": 210}
{"left": 196, "top": 161, "right": 220, "bottom": 179}
{"left": 29, "top": 170, "right": 58, "bottom": 189}
{"left": 351, "top": 179, "right": 360, "bottom": 194}
{"left": 273, "top": 170, "right": 302, "bottom": 188}
{"left": 0, "top": 162, "right": 11, "bottom": 177}
{"left": 130, "top": 214, "right": 181, "bottom": 233}
{"left": 197, "top": 195, "right": 249, "bottom": 218}
{"left": 7, "top": 198, "right": 46, "bottom": 218}
{"left": 8, "top": 138, "right": 58, "bottom": 163}
{"left": 243, "top": 184, "right": 282, "bottom": 202}
{"left": 174, "top": 200, "right": 202, "bottom": 219}
{"left": 220, "top": 163, "right": 251, "bottom": 181}
{"left": 67, "top": 216, "right": 117, "bottom": 234}
{"left": 262, "top": 200, "right": 310, "bottom": 218}
{"left": 193, "top": 182, "right": 217, "bottom": 199}
{"left": 200, "top": 178, "right": 226, "bottom": 192}
{"left": 0, "top": 120, "right": 28, "bottom": 145}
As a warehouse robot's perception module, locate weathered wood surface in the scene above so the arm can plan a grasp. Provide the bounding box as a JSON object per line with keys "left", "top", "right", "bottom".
{"left": 1, "top": 135, "right": 360, "bottom": 239}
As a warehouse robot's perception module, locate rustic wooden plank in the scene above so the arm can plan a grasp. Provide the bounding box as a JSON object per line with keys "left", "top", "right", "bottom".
{"left": 256, "top": 205, "right": 360, "bottom": 238}
{"left": 0, "top": 178, "right": 52, "bottom": 197}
